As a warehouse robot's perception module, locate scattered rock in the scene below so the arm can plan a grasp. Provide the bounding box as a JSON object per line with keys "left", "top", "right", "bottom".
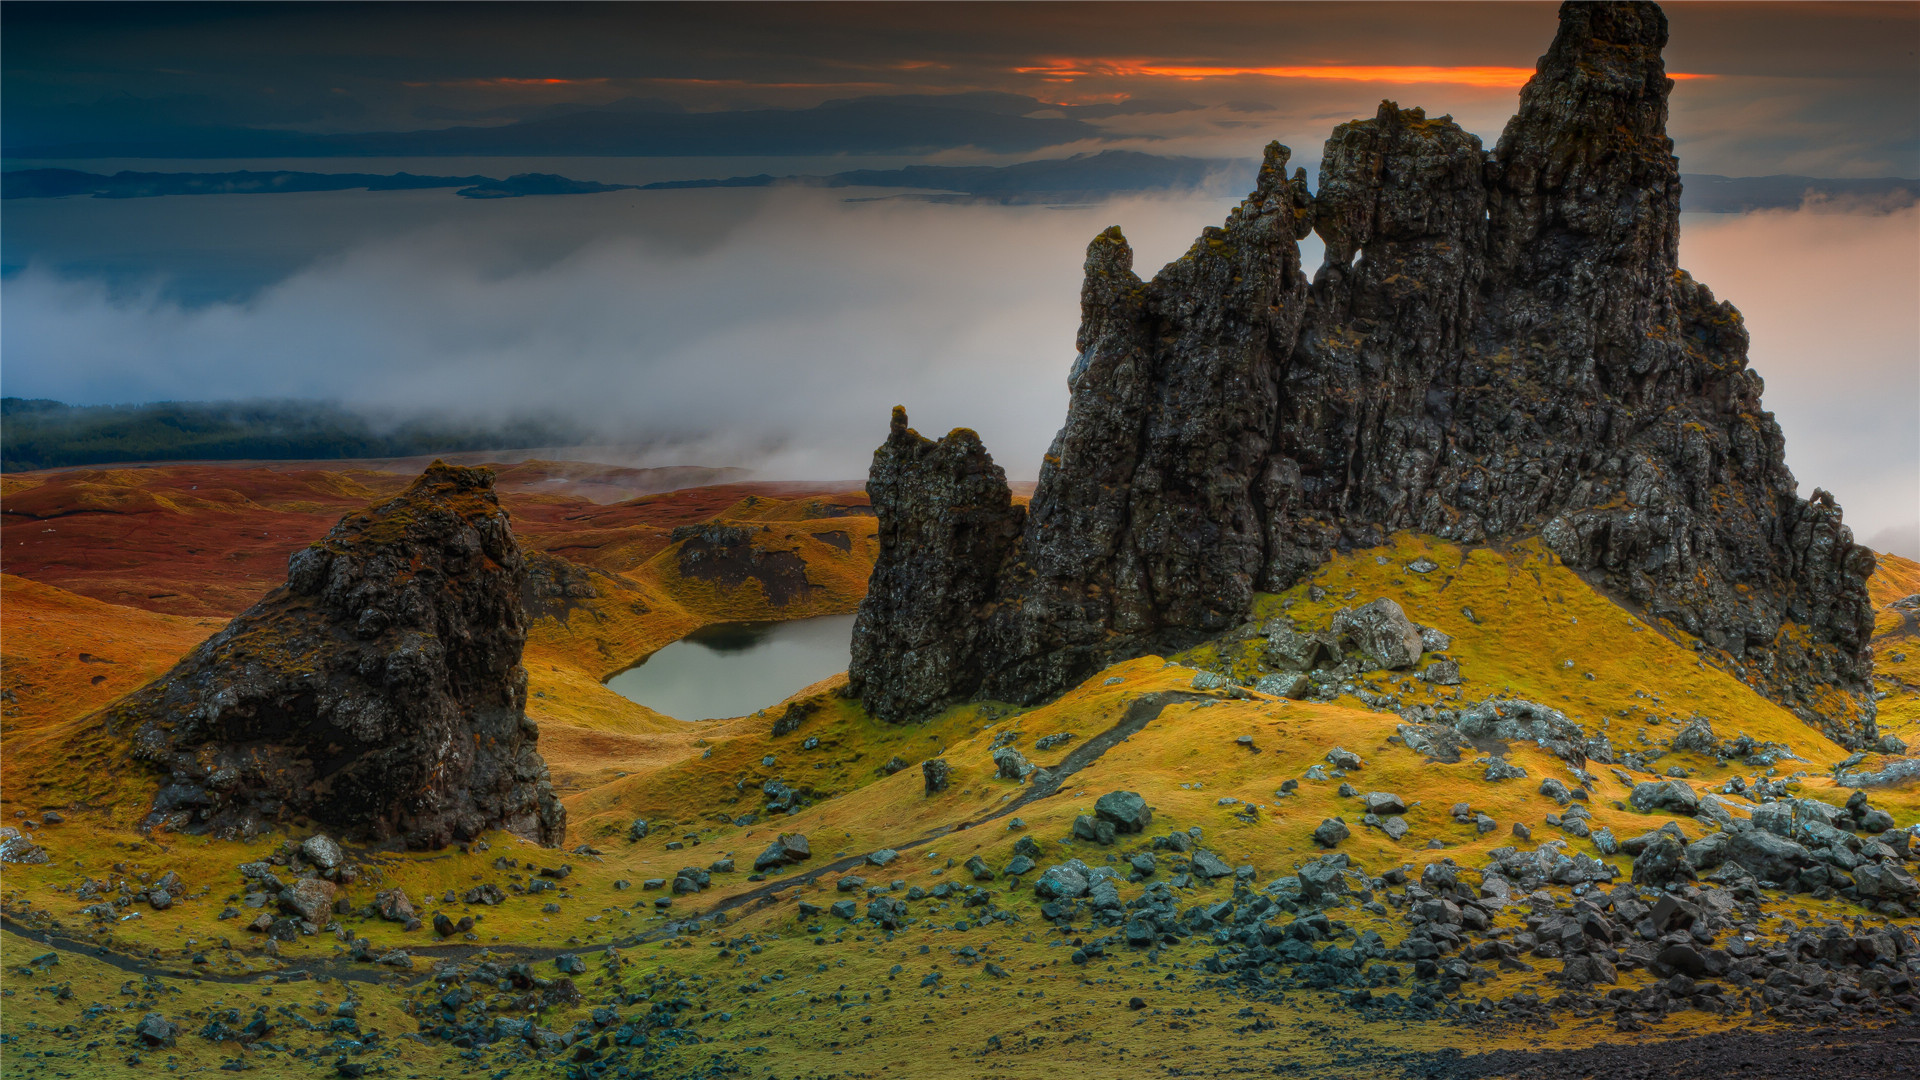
{"left": 991, "top": 747, "right": 1034, "bottom": 781}
{"left": 1094, "top": 791, "right": 1152, "bottom": 833}
{"left": 922, "top": 759, "right": 951, "bottom": 795}
{"left": 300, "top": 834, "right": 344, "bottom": 871}
{"left": 753, "top": 833, "right": 812, "bottom": 871}
{"left": 1630, "top": 780, "right": 1700, "bottom": 816}
{"left": 1331, "top": 599, "right": 1426, "bottom": 671}
{"left": 1255, "top": 672, "right": 1311, "bottom": 698}
{"left": 1363, "top": 792, "right": 1406, "bottom": 815}
{"left": 279, "top": 878, "right": 337, "bottom": 925}
{"left": 134, "top": 1013, "right": 179, "bottom": 1047}
{"left": 1313, "top": 819, "right": 1350, "bottom": 848}
{"left": 0, "top": 828, "right": 49, "bottom": 865}
{"left": 1190, "top": 850, "right": 1233, "bottom": 880}
{"left": 1484, "top": 758, "right": 1528, "bottom": 782}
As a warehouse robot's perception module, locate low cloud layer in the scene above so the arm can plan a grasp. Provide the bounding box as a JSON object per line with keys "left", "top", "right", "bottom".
{"left": 4, "top": 189, "right": 1913, "bottom": 556}
{"left": 1676, "top": 204, "right": 1919, "bottom": 557}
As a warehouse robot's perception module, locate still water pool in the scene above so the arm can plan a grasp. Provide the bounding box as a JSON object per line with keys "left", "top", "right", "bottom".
{"left": 604, "top": 613, "right": 856, "bottom": 721}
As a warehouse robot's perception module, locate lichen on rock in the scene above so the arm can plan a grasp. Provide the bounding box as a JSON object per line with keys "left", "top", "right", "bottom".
{"left": 111, "top": 460, "right": 567, "bottom": 848}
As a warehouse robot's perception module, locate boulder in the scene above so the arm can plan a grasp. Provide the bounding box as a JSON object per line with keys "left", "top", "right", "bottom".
{"left": 922, "top": 759, "right": 951, "bottom": 795}
{"left": 1094, "top": 791, "right": 1152, "bottom": 833}
{"left": 1330, "top": 599, "right": 1426, "bottom": 671}
{"left": 991, "top": 747, "right": 1034, "bottom": 781}
{"left": 1297, "top": 859, "right": 1348, "bottom": 902}
{"left": 1722, "top": 828, "right": 1811, "bottom": 884}
{"left": 1629, "top": 780, "right": 1700, "bottom": 816}
{"left": 1265, "top": 626, "right": 1337, "bottom": 671}
{"left": 1313, "top": 819, "right": 1350, "bottom": 848}
{"left": 1631, "top": 836, "right": 1694, "bottom": 887}
{"left": 866, "top": 897, "right": 908, "bottom": 929}
{"left": 1326, "top": 747, "right": 1364, "bottom": 771}
{"left": 1485, "top": 758, "right": 1528, "bottom": 782}
{"left": 1190, "top": 850, "right": 1234, "bottom": 880}
{"left": 113, "top": 463, "right": 566, "bottom": 848}
{"left": 753, "top": 834, "right": 811, "bottom": 872}
{"left": 1363, "top": 792, "right": 1406, "bottom": 815}
{"left": 1072, "top": 814, "right": 1117, "bottom": 846}
{"left": 301, "top": 834, "right": 344, "bottom": 871}
{"left": 1620, "top": 823, "right": 1687, "bottom": 855}
{"left": 134, "top": 1013, "right": 179, "bottom": 1047}
{"left": 1255, "top": 672, "right": 1312, "bottom": 698}
{"left": 1853, "top": 863, "right": 1919, "bottom": 901}
{"left": 0, "top": 828, "right": 49, "bottom": 865}
{"left": 373, "top": 888, "right": 415, "bottom": 924}
{"left": 1033, "top": 863, "right": 1092, "bottom": 900}
{"left": 1684, "top": 832, "right": 1730, "bottom": 871}
{"left": 278, "top": 878, "right": 336, "bottom": 926}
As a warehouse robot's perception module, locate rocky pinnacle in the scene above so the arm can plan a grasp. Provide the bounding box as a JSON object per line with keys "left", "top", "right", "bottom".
{"left": 848, "top": 1, "right": 1877, "bottom": 744}
{"left": 116, "top": 461, "right": 568, "bottom": 848}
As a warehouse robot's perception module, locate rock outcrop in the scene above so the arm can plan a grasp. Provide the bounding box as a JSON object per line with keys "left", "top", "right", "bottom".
{"left": 849, "top": 1, "right": 1876, "bottom": 743}
{"left": 113, "top": 461, "right": 567, "bottom": 848}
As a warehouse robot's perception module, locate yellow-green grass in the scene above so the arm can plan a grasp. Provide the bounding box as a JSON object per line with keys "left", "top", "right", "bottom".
{"left": 4, "top": 501, "right": 1917, "bottom": 1078}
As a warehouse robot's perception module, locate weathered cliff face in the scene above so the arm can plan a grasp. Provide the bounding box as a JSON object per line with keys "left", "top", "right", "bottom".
{"left": 114, "top": 461, "right": 568, "bottom": 848}
{"left": 849, "top": 0, "right": 1876, "bottom": 743}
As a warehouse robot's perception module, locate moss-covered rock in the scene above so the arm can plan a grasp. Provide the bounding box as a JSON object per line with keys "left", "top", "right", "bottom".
{"left": 110, "top": 461, "right": 566, "bottom": 848}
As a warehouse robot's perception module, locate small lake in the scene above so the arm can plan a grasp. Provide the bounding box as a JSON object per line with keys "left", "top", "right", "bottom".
{"left": 605, "top": 613, "right": 857, "bottom": 721}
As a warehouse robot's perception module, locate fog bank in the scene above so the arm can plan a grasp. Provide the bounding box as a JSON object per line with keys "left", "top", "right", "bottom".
{"left": 3, "top": 189, "right": 1912, "bottom": 556}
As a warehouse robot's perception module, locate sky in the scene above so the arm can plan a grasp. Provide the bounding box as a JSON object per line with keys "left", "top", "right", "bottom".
{"left": 4, "top": 2, "right": 1916, "bottom": 175}
{"left": 1, "top": 2, "right": 1915, "bottom": 554}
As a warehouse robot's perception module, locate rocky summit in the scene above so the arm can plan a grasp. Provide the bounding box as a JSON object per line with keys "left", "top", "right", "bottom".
{"left": 111, "top": 461, "right": 566, "bottom": 848}
{"left": 850, "top": 1, "right": 1877, "bottom": 744}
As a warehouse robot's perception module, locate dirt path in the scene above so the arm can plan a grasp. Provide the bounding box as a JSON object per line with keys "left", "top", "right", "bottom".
{"left": 1402, "top": 1020, "right": 1920, "bottom": 1079}
{"left": 1, "top": 689, "right": 1208, "bottom": 986}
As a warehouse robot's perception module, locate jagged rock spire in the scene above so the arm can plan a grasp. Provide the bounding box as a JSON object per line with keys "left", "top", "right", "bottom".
{"left": 847, "top": 409, "right": 1024, "bottom": 723}
{"left": 850, "top": 0, "right": 1876, "bottom": 744}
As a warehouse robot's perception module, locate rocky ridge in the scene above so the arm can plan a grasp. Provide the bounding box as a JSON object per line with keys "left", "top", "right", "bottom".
{"left": 848, "top": 0, "right": 1876, "bottom": 744}
{"left": 110, "top": 461, "right": 567, "bottom": 848}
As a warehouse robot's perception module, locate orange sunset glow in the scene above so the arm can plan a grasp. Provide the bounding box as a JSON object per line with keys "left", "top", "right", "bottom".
{"left": 1015, "top": 60, "right": 1710, "bottom": 87}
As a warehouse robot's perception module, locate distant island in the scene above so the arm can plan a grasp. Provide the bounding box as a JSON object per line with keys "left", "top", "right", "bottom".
{"left": 638, "top": 150, "right": 1246, "bottom": 203}
{"left": 5, "top": 159, "right": 1912, "bottom": 210}
{"left": 0, "top": 397, "right": 596, "bottom": 472}
{"left": 0, "top": 169, "right": 635, "bottom": 201}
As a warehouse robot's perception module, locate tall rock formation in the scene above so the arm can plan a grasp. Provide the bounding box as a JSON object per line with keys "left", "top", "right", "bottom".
{"left": 114, "top": 461, "right": 568, "bottom": 848}
{"left": 850, "top": 1, "right": 1877, "bottom": 745}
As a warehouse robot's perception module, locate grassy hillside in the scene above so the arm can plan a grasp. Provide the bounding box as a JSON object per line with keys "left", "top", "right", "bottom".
{"left": 0, "top": 464, "right": 1914, "bottom": 1079}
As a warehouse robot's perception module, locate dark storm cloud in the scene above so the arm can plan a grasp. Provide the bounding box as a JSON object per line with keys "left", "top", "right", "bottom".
{"left": 3, "top": 2, "right": 1914, "bottom": 174}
